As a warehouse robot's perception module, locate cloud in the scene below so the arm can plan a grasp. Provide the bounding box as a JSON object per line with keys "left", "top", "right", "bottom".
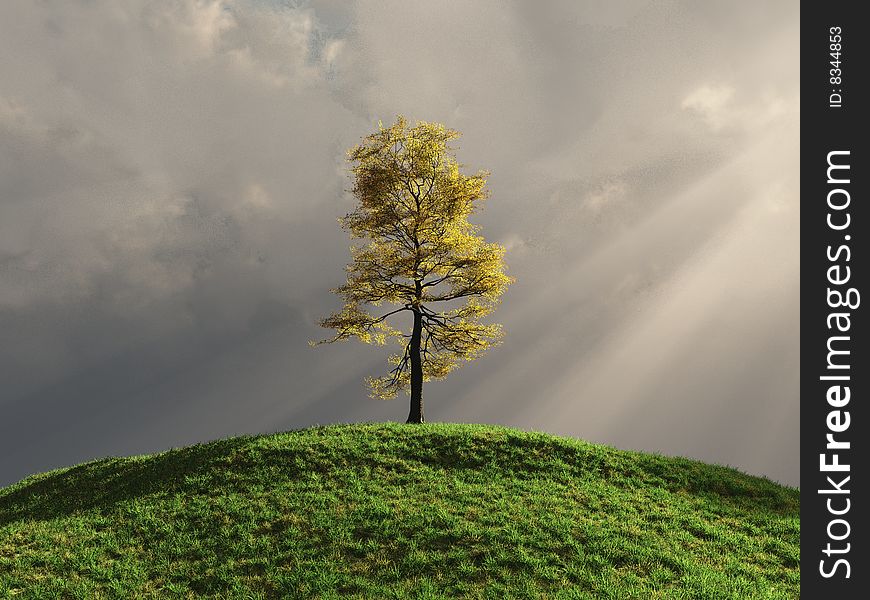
{"left": 682, "top": 84, "right": 736, "bottom": 130}
{"left": 682, "top": 83, "right": 796, "bottom": 133}
{"left": 0, "top": 0, "right": 799, "bottom": 486}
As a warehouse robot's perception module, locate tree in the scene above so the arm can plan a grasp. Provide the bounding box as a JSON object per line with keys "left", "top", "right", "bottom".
{"left": 318, "top": 116, "right": 512, "bottom": 423}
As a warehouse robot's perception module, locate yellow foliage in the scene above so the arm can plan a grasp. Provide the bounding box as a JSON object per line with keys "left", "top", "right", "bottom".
{"left": 319, "top": 116, "right": 512, "bottom": 399}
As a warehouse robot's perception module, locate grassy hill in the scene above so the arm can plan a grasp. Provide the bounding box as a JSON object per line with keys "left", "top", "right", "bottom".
{"left": 0, "top": 423, "right": 798, "bottom": 599}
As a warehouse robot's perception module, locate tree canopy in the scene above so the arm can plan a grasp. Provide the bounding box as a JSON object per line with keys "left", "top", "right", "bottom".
{"left": 318, "top": 116, "right": 511, "bottom": 422}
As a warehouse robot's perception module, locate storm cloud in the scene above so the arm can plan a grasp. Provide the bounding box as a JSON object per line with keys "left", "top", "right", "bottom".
{"left": 0, "top": 0, "right": 799, "bottom": 486}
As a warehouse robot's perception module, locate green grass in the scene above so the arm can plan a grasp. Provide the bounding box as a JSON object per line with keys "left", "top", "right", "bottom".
{"left": 0, "top": 423, "right": 798, "bottom": 599}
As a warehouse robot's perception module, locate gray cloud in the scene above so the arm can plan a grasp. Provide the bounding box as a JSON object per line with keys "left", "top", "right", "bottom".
{"left": 0, "top": 0, "right": 799, "bottom": 486}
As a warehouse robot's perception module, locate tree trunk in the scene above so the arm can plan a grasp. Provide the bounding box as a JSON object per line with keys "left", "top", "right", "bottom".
{"left": 407, "top": 308, "right": 424, "bottom": 423}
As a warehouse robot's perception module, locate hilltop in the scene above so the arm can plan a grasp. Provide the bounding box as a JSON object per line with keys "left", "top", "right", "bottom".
{"left": 0, "top": 423, "right": 799, "bottom": 598}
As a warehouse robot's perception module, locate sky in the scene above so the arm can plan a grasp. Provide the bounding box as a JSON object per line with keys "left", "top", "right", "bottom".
{"left": 0, "top": 0, "right": 799, "bottom": 487}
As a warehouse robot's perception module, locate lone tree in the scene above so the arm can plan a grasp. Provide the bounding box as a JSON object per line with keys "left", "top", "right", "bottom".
{"left": 318, "top": 116, "right": 512, "bottom": 423}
